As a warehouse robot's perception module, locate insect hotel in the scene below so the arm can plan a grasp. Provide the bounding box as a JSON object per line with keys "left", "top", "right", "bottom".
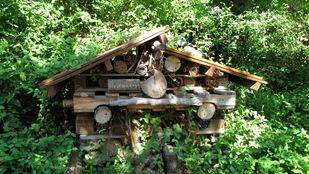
{"left": 39, "top": 26, "right": 267, "bottom": 148}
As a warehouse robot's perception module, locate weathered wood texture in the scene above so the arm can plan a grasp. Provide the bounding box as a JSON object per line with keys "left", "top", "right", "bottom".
{"left": 164, "top": 47, "right": 267, "bottom": 85}
{"left": 140, "top": 70, "right": 167, "bottom": 98}
{"left": 108, "top": 79, "right": 140, "bottom": 92}
{"left": 73, "top": 94, "right": 236, "bottom": 112}
{"left": 39, "top": 26, "right": 169, "bottom": 88}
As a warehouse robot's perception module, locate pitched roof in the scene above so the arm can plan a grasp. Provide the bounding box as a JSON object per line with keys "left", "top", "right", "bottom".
{"left": 164, "top": 47, "right": 267, "bottom": 85}
{"left": 39, "top": 26, "right": 169, "bottom": 88}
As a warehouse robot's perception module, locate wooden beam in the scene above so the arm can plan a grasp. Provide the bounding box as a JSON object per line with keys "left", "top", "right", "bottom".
{"left": 73, "top": 94, "right": 236, "bottom": 112}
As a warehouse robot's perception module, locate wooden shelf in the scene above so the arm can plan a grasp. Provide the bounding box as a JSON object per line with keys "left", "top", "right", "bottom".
{"left": 77, "top": 73, "right": 206, "bottom": 78}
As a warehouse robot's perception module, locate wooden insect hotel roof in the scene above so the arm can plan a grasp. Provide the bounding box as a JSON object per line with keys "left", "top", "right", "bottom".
{"left": 39, "top": 26, "right": 266, "bottom": 90}
{"left": 39, "top": 26, "right": 169, "bottom": 89}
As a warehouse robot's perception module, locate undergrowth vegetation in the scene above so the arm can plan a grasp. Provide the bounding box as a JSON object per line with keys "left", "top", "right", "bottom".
{"left": 0, "top": 0, "right": 308, "bottom": 173}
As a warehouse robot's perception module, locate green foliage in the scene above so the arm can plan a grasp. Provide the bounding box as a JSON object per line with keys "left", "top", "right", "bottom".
{"left": 0, "top": 0, "right": 308, "bottom": 173}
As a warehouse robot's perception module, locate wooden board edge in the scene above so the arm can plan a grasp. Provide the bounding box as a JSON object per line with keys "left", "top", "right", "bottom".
{"left": 39, "top": 26, "right": 170, "bottom": 89}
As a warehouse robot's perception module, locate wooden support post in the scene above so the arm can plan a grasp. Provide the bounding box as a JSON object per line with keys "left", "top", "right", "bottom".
{"left": 154, "top": 50, "right": 164, "bottom": 60}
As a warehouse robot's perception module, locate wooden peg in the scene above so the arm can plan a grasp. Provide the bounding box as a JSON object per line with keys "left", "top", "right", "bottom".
{"left": 250, "top": 82, "right": 261, "bottom": 91}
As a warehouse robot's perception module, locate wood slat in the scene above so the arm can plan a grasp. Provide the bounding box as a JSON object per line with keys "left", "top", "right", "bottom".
{"left": 73, "top": 94, "right": 236, "bottom": 112}
{"left": 39, "top": 26, "right": 169, "bottom": 88}
{"left": 164, "top": 48, "right": 267, "bottom": 84}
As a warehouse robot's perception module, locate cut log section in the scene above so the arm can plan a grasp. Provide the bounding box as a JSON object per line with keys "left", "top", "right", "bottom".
{"left": 141, "top": 70, "right": 167, "bottom": 98}
{"left": 94, "top": 106, "right": 111, "bottom": 124}
{"left": 186, "top": 63, "right": 200, "bottom": 76}
{"left": 153, "top": 50, "right": 164, "bottom": 60}
{"left": 164, "top": 56, "right": 181, "bottom": 72}
{"left": 153, "top": 41, "right": 166, "bottom": 51}
{"left": 114, "top": 60, "right": 128, "bottom": 74}
{"left": 136, "top": 64, "right": 148, "bottom": 76}
{"left": 197, "top": 103, "right": 216, "bottom": 120}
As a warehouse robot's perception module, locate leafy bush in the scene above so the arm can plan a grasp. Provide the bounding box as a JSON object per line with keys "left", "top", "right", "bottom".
{"left": 0, "top": 0, "right": 308, "bottom": 173}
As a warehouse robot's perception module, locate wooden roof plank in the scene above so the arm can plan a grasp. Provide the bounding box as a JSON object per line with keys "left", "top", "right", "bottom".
{"left": 39, "top": 26, "right": 169, "bottom": 88}
{"left": 164, "top": 47, "right": 267, "bottom": 84}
